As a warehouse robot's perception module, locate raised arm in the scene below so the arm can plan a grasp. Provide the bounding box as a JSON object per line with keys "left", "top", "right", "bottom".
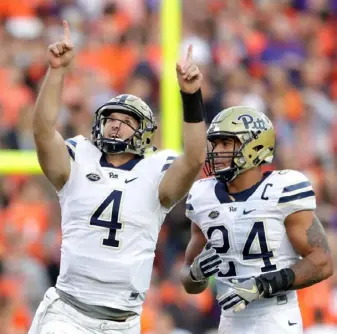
{"left": 33, "top": 21, "right": 75, "bottom": 191}
{"left": 159, "top": 45, "right": 207, "bottom": 208}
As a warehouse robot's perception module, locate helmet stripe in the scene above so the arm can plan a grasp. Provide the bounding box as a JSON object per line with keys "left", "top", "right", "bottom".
{"left": 118, "top": 94, "right": 129, "bottom": 103}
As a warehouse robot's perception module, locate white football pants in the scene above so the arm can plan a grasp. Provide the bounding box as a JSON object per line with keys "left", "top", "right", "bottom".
{"left": 28, "top": 287, "right": 141, "bottom": 334}
{"left": 218, "top": 302, "right": 303, "bottom": 334}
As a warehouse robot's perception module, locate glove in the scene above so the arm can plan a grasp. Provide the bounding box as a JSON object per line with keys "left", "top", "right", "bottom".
{"left": 219, "top": 278, "right": 263, "bottom": 313}
{"left": 190, "top": 242, "right": 222, "bottom": 282}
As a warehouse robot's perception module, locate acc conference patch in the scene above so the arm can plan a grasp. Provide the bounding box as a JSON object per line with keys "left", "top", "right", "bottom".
{"left": 209, "top": 210, "right": 220, "bottom": 219}
{"left": 86, "top": 173, "right": 101, "bottom": 181}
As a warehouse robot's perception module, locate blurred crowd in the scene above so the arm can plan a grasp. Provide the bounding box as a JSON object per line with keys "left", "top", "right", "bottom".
{"left": 0, "top": 0, "right": 337, "bottom": 333}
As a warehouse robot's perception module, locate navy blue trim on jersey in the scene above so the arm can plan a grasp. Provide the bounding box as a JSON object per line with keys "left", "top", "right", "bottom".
{"left": 214, "top": 181, "right": 233, "bottom": 203}
{"left": 186, "top": 203, "right": 194, "bottom": 211}
{"left": 100, "top": 154, "right": 143, "bottom": 170}
{"left": 161, "top": 163, "right": 172, "bottom": 172}
{"left": 161, "top": 156, "right": 176, "bottom": 172}
{"left": 66, "top": 139, "right": 77, "bottom": 148}
{"left": 66, "top": 147, "right": 75, "bottom": 161}
{"left": 185, "top": 193, "right": 194, "bottom": 211}
{"left": 278, "top": 190, "right": 315, "bottom": 204}
{"left": 215, "top": 171, "right": 273, "bottom": 203}
{"left": 282, "top": 181, "right": 311, "bottom": 193}
{"left": 65, "top": 138, "right": 77, "bottom": 161}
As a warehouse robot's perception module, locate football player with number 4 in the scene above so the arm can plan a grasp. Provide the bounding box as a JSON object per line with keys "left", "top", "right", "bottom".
{"left": 29, "top": 21, "right": 206, "bottom": 334}
{"left": 181, "top": 106, "right": 333, "bottom": 334}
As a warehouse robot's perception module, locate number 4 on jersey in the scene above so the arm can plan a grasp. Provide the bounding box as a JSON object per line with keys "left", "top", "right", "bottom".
{"left": 242, "top": 221, "right": 277, "bottom": 272}
{"left": 90, "top": 190, "right": 123, "bottom": 248}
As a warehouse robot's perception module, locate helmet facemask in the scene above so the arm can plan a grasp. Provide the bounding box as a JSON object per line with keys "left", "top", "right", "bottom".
{"left": 205, "top": 133, "right": 247, "bottom": 182}
{"left": 97, "top": 110, "right": 143, "bottom": 155}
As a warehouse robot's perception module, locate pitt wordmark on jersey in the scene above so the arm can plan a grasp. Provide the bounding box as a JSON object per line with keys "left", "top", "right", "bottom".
{"left": 56, "top": 135, "right": 177, "bottom": 314}
{"left": 186, "top": 169, "right": 316, "bottom": 315}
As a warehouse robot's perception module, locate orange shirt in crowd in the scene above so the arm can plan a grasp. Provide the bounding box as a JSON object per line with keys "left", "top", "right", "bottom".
{"left": 0, "top": 277, "right": 31, "bottom": 332}
{"left": 3, "top": 201, "right": 49, "bottom": 262}
{"left": 298, "top": 280, "right": 337, "bottom": 328}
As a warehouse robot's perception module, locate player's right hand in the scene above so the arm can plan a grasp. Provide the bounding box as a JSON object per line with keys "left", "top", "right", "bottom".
{"left": 190, "top": 242, "right": 222, "bottom": 282}
{"left": 176, "top": 44, "right": 203, "bottom": 94}
{"left": 47, "top": 20, "right": 74, "bottom": 69}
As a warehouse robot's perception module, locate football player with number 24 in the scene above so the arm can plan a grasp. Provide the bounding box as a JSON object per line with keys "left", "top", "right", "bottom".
{"left": 181, "top": 106, "right": 333, "bottom": 334}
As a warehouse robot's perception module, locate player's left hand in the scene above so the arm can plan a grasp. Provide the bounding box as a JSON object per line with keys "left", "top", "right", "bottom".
{"left": 218, "top": 278, "right": 263, "bottom": 313}
{"left": 176, "top": 45, "right": 203, "bottom": 94}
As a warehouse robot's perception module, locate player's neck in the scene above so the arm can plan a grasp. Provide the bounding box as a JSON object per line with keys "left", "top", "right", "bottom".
{"left": 227, "top": 168, "right": 263, "bottom": 194}
{"left": 106, "top": 153, "right": 136, "bottom": 167}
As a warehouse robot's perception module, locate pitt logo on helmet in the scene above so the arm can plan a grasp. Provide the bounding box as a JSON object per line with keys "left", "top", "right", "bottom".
{"left": 237, "top": 114, "right": 267, "bottom": 131}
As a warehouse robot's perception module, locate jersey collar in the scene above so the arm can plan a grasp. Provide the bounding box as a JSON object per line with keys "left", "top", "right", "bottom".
{"left": 100, "top": 154, "right": 143, "bottom": 171}
{"left": 215, "top": 171, "right": 273, "bottom": 203}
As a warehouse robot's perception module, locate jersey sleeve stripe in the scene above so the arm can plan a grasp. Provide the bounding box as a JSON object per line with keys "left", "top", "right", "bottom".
{"left": 66, "top": 139, "right": 77, "bottom": 148}
{"left": 161, "top": 157, "right": 176, "bottom": 172}
{"left": 185, "top": 203, "right": 194, "bottom": 211}
{"left": 161, "top": 163, "right": 171, "bottom": 172}
{"left": 66, "top": 146, "right": 75, "bottom": 161}
{"left": 282, "top": 181, "right": 311, "bottom": 193}
{"left": 65, "top": 138, "right": 78, "bottom": 161}
{"left": 278, "top": 190, "right": 315, "bottom": 204}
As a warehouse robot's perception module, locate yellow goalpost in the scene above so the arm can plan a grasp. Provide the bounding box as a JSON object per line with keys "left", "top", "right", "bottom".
{"left": 160, "top": 0, "right": 182, "bottom": 152}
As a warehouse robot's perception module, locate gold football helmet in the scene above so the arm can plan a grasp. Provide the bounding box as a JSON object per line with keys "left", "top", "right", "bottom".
{"left": 205, "top": 106, "right": 275, "bottom": 182}
{"left": 92, "top": 94, "right": 157, "bottom": 156}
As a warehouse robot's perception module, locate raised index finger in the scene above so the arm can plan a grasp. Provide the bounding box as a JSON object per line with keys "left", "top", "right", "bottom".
{"left": 63, "top": 20, "right": 71, "bottom": 41}
{"left": 185, "top": 44, "right": 193, "bottom": 64}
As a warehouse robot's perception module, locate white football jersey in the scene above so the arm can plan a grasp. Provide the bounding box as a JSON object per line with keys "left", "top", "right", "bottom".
{"left": 56, "top": 135, "right": 178, "bottom": 314}
{"left": 186, "top": 170, "right": 316, "bottom": 315}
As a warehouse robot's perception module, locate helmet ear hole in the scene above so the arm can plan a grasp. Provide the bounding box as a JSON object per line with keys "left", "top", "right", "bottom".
{"left": 253, "top": 145, "right": 263, "bottom": 152}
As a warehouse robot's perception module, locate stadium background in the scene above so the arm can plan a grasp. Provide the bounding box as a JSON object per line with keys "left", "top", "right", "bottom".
{"left": 0, "top": 0, "right": 337, "bottom": 333}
